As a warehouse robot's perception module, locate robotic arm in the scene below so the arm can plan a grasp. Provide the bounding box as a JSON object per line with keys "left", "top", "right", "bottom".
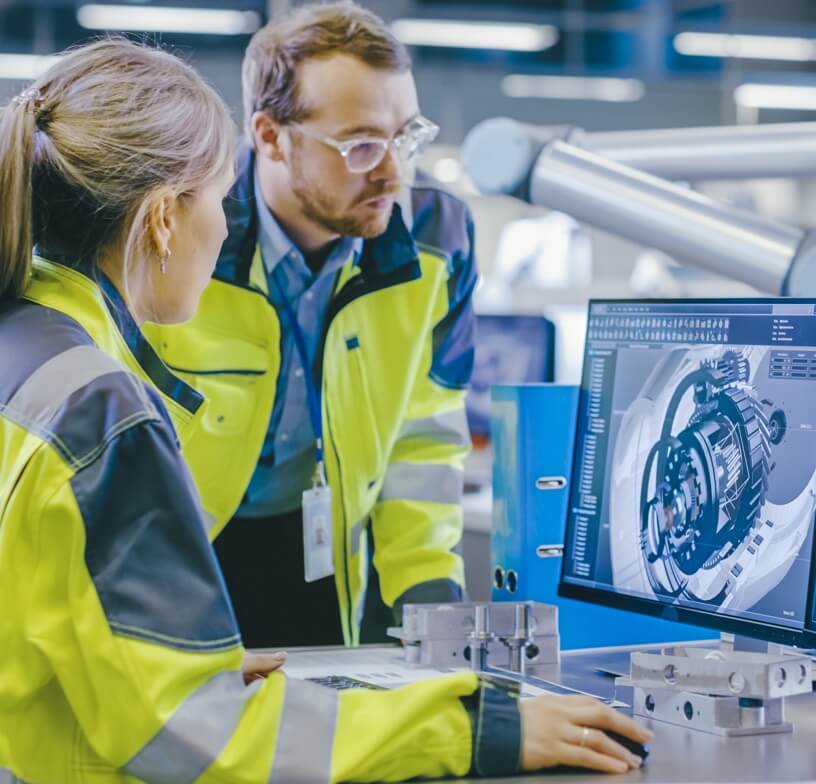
{"left": 462, "top": 119, "right": 816, "bottom": 295}
{"left": 463, "top": 118, "right": 816, "bottom": 191}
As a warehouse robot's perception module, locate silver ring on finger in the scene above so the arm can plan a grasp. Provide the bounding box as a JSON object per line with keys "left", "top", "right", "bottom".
{"left": 579, "top": 727, "right": 590, "bottom": 747}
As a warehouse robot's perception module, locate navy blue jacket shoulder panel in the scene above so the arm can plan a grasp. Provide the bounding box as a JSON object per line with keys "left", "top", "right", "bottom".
{"left": 71, "top": 418, "right": 241, "bottom": 652}
{"left": 0, "top": 298, "right": 168, "bottom": 470}
{"left": 0, "top": 297, "right": 240, "bottom": 652}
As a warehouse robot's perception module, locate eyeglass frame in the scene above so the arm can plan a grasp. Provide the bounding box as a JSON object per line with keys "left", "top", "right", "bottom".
{"left": 288, "top": 115, "right": 440, "bottom": 174}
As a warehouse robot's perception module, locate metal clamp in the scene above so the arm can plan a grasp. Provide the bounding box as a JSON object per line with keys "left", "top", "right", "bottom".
{"left": 617, "top": 647, "right": 812, "bottom": 736}
{"left": 389, "top": 601, "right": 559, "bottom": 673}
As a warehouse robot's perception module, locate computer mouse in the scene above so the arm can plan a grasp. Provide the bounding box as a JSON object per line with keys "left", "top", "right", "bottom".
{"left": 603, "top": 730, "right": 649, "bottom": 762}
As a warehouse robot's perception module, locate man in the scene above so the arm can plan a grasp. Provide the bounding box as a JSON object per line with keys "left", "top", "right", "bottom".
{"left": 147, "top": 0, "right": 475, "bottom": 649}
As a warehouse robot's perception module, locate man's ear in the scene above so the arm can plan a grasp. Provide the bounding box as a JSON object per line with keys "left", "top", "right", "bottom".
{"left": 144, "top": 187, "right": 177, "bottom": 259}
{"left": 252, "top": 111, "right": 285, "bottom": 162}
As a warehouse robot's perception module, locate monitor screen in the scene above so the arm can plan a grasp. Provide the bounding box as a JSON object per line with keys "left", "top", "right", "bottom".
{"left": 559, "top": 299, "right": 816, "bottom": 648}
{"left": 467, "top": 314, "right": 555, "bottom": 440}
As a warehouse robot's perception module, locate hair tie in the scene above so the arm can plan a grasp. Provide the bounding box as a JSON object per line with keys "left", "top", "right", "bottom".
{"left": 12, "top": 87, "right": 44, "bottom": 113}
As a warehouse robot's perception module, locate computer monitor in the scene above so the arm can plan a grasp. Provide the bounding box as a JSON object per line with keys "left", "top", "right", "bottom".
{"left": 559, "top": 299, "right": 816, "bottom": 649}
{"left": 466, "top": 313, "right": 555, "bottom": 441}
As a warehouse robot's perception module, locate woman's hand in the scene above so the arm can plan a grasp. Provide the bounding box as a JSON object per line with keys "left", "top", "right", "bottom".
{"left": 241, "top": 651, "right": 287, "bottom": 685}
{"left": 520, "top": 694, "right": 653, "bottom": 774}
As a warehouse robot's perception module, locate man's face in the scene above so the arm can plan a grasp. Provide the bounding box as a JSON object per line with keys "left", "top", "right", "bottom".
{"left": 284, "top": 53, "right": 420, "bottom": 239}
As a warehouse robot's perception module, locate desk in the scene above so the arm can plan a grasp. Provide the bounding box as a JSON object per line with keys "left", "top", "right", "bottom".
{"left": 283, "top": 644, "right": 816, "bottom": 783}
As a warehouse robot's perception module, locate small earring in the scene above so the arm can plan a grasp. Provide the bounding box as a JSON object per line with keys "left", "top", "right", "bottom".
{"left": 160, "top": 248, "right": 170, "bottom": 275}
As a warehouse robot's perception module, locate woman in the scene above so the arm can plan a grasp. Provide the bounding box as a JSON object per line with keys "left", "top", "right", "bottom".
{"left": 0, "top": 38, "right": 650, "bottom": 783}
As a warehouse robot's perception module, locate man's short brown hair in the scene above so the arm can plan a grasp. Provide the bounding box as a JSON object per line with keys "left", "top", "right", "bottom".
{"left": 242, "top": 1, "right": 411, "bottom": 134}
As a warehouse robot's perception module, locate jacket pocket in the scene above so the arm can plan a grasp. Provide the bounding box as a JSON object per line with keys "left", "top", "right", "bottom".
{"left": 155, "top": 330, "right": 269, "bottom": 438}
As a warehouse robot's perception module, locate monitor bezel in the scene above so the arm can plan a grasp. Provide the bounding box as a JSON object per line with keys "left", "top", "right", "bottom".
{"left": 558, "top": 297, "right": 816, "bottom": 650}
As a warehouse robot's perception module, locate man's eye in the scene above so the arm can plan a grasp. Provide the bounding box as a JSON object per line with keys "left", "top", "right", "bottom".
{"left": 351, "top": 142, "right": 381, "bottom": 156}
{"left": 347, "top": 141, "right": 385, "bottom": 169}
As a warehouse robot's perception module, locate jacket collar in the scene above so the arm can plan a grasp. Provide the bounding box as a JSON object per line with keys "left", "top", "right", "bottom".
{"left": 32, "top": 251, "right": 203, "bottom": 416}
{"left": 218, "top": 145, "right": 418, "bottom": 286}
{"left": 218, "top": 145, "right": 259, "bottom": 286}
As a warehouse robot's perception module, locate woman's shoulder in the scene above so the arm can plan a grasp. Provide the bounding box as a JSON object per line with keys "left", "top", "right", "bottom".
{"left": 0, "top": 297, "right": 168, "bottom": 471}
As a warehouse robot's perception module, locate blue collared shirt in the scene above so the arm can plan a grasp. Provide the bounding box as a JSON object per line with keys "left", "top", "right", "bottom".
{"left": 238, "top": 169, "right": 362, "bottom": 516}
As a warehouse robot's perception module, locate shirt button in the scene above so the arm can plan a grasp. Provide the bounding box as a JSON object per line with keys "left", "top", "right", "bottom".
{"left": 305, "top": 291, "right": 314, "bottom": 301}
{"left": 280, "top": 433, "right": 289, "bottom": 442}
{"left": 295, "top": 368, "right": 304, "bottom": 378}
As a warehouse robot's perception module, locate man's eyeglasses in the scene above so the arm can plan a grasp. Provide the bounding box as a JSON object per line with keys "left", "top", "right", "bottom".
{"left": 291, "top": 115, "right": 439, "bottom": 174}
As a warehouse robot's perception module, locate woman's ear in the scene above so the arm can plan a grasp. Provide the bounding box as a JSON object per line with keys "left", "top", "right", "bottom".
{"left": 252, "top": 111, "right": 285, "bottom": 162}
{"left": 144, "top": 186, "right": 178, "bottom": 258}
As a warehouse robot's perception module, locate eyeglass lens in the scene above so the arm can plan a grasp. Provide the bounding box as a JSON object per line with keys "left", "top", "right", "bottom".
{"left": 346, "top": 141, "right": 389, "bottom": 172}
{"left": 345, "top": 126, "right": 433, "bottom": 173}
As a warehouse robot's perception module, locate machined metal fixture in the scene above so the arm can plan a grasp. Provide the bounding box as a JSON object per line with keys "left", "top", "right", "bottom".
{"left": 389, "top": 601, "right": 559, "bottom": 674}
{"left": 616, "top": 647, "right": 812, "bottom": 735}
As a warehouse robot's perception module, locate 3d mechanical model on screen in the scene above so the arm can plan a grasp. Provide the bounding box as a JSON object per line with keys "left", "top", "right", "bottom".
{"left": 566, "top": 303, "right": 816, "bottom": 634}
{"left": 610, "top": 346, "right": 816, "bottom": 625}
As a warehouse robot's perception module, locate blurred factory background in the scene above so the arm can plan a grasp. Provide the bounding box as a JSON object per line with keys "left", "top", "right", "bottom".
{"left": 5, "top": 0, "right": 816, "bottom": 596}
{"left": 5, "top": 1, "right": 816, "bottom": 381}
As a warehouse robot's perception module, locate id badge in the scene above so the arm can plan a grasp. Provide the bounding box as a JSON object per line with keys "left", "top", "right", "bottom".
{"left": 302, "top": 484, "right": 334, "bottom": 582}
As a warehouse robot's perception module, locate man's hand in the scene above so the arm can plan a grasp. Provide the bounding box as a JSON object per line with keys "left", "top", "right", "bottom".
{"left": 242, "top": 651, "right": 287, "bottom": 684}
{"left": 520, "top": 694, "right": 653, "bottom": 774}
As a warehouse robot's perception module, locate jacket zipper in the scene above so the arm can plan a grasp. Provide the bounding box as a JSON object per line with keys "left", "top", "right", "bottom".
{"left": 323, "top": 390, "right": 354, "bottom": 641}
{"left": 315, "top": 260, "right": 421, "bottom": 639}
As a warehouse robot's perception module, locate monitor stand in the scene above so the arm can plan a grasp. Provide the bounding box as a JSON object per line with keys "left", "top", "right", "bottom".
{"left": 729, "top": 633, "right": 816, "bottom": 662}
{"left": 616, "top": 639, "right": 813, "bottom": 736}
{"left": 729, "top": 633, "right": 783, "bottom": 655}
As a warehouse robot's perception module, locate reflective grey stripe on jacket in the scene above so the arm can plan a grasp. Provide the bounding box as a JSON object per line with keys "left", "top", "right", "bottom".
{"left": 7, "top": 345, "right": 125, "bottom": 423}
{"left": 0, "top": 343, "right": 158, "bottom": 471}
{"left": 124, "top": 671, "right": 258, "bottom": 784}
{"left": 380, "top": 462, "right": 464, "bottom": 506}
{"left": 269, "top": 678, "right": 338, "bottom": 783}
{"left": 398, "top": 408, "right": 470, "bottom": 448}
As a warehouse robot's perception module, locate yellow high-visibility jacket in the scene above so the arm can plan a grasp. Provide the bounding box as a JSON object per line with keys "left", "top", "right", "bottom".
{"left": 144, "top": 149, "right": 477, "bottom": 643}
{"left": 0, "top": 258, "right": 521, "bottom": 783}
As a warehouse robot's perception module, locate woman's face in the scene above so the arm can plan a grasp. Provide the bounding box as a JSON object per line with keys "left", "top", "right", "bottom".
{"left": 145, "top": 164, "right": 234, "bottom": 324}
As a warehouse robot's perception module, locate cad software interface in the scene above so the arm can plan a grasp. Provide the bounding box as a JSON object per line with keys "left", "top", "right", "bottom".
{"left": 562, "top": 301, "right": 816, "bottom": 632}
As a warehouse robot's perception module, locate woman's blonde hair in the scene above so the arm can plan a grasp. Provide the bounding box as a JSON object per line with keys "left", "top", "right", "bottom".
{"left": 0, "top": 37, "right": 235, "bottom": 301}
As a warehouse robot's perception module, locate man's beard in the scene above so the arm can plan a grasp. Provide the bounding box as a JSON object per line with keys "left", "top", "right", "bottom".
{"left": 290, "top": 153, "right": 397, "bottom": 239}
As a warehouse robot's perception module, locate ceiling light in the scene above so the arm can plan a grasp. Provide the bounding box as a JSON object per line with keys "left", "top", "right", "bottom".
{"left": 0, "top": 54, "right": 61, "bottom": 80}
{"left": 77, "top": 4, "right": 261, "bottom": 35}
{"left": 674, "top": 32, "right": 816, "bottom": 62}
{"left": 502, "top": 75, "right": 645, "bottom": 102}
{"left": 391, "top": 19, "right": 558, "bottom": 52}
{"left": 735, "top": 84, "right": 816, "bottom": 111}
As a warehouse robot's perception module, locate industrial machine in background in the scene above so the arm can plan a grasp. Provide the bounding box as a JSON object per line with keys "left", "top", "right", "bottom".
{"left": 462, "top": 119, "right": 816, "bottom": 297}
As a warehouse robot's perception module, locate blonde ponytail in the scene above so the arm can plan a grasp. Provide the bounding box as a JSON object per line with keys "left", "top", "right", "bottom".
{"left": 0, "top": 96, "right": 38, "bottom": 299}
{"left": 0, "top": 38, "right": 234, "bottom": 303}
